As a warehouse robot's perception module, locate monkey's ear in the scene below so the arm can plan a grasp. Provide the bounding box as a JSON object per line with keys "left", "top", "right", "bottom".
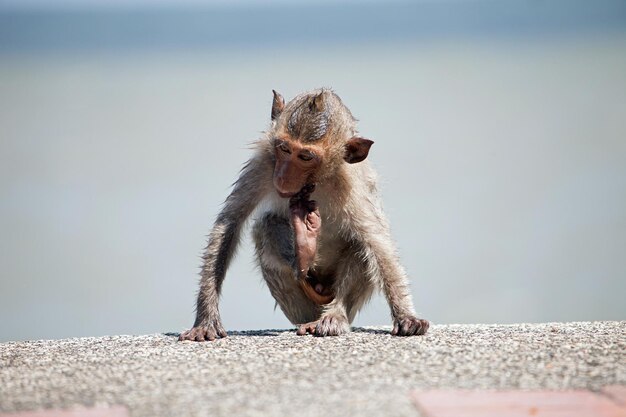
{"left": 310, "top": 92, "right": 325, "bottom": 112}
{"left": 271, "top": 90, "right": 285, "bottom": 121}
{"left": 344, "top": 137, "right": 374, "bottom": 164}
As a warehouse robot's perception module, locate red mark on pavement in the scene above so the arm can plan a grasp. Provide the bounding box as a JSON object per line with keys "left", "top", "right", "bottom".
{"left": 411, "top": 388, "right": 626, "bottom": 417}
{"left": 0, "top": 406, "right": 129, "bottom": 417}
{"left": 603, "top": 386, "right": 626, "bottom": 406}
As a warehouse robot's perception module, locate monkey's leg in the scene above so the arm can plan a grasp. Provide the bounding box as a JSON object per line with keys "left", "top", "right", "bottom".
{"left": 370, "top": 240, "right": 429, "bottom": 336}
{"left": 364, "top": 230, "right": 429, "bottom": 336}
{"left": 253, "top": 214, "right": 321, "bottom": 324}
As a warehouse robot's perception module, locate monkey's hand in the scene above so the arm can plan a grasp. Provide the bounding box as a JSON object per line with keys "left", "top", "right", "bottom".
{"left": 179, "top": 318, "right": 227, "bottom": 342}
{"left": 391, "top": 316, "right": 429, "bottom": 336}
{"left": 289, "top": 184, "right": 321, "bottom": 280}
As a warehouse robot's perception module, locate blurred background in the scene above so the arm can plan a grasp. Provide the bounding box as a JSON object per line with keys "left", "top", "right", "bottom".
{"left": 1, "top": 0, "right": 625, "bottom": 342}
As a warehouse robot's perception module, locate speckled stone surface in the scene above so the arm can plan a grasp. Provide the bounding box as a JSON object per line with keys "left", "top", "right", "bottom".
{"left": 1, "top": 322, "right": 624, "bottom": 417}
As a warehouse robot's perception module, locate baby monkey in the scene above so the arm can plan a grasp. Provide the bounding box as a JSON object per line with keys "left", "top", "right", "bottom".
{"left": 180, "top": 88, "right": 429, "bottom": 341}
{"left": 289, "top": 183, "right": 332, "bottom": 305}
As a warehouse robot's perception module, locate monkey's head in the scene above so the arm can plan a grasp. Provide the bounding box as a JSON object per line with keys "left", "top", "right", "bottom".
{"left": 269, "top": 88, "right": 374, "bottom": 198}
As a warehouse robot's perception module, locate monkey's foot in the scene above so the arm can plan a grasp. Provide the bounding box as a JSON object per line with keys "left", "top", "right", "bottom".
{"left": 179, "top": 320, "right": 227, "bottom": 342}
{"left": 391, "top": 316, "right": 429, "bottom": 336}
{"left": 289, "top": 184, "right": 321, "bottom": 279}
{"left": 296, "top": 313, "right": 350, "bottom": 337}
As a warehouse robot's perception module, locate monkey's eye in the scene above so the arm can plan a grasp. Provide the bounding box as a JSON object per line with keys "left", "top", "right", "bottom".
{"left": 298, "top": 151, "right": 315, "bottom": 162}
{"left": 278, "top": 143, "right": 291, "bottom": 154}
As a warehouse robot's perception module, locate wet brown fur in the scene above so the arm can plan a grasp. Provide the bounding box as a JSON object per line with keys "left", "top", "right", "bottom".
{"left": 179, "top": 88, "right": 428, "bottom": 341}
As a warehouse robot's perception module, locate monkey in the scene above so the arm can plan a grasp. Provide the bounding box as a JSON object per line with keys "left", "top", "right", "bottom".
{"left": 179, "top": 88, "right": 429, "bottom": 341}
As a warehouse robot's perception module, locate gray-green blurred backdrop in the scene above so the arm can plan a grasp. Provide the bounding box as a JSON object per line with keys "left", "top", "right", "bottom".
{"left": 1, "top": 1, "right": 625, "bottom": 341}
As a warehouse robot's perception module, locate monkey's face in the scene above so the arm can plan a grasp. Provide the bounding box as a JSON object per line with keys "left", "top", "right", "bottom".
{"left": 272, "top": 138, "right": 322, "bottom": 198}
{"left": 270, "top": 89, "right": 375, "bottom": 198}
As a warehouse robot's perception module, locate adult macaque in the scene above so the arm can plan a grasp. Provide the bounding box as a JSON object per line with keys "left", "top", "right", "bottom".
{"left": 179, "top": 89, "right": 428, "bottom": 341}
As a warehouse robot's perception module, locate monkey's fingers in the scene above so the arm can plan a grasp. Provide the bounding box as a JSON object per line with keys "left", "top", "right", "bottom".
{"left": 289, "top": 197, "right": 308, "bottom": 222}
{"left": 300, "top": 183, "right": 316, "bottom": 199}
{"left": 290, "top": 206, "right": 307, "bottom": 224}
{"left": 305, "top": 208, "right": 321, "bottom": 232}
{"left": 289, "top": 195, "right": 301, "bottom": 210}
{"left": 179, "top": 322, "right": 228, "bottom": 342}
{"left": 215, "top": 322, "right": 228, "bottom": 338}
{"left": 290, "top": 200, "right": 315, "bottom": 243}
{"left": 391, "top": 317, "right": 429, "bottom": 336}
{"left": 179, "top": 327, "right": 209, "bottom": 342}
{"left": 292, "top": 214, "right": 309, "bottom": 243}
{"left": 296, "top": 322, "right": 317, "bottom": 336}
{"left": 289, "top": 184, "right": 315, "bottom": 208}
{"left": 302, "top": 323, "right": 317, "bottom": 335}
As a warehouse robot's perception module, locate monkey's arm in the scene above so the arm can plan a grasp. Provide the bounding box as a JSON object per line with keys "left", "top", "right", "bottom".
{"left": 180, "top": 154, "right": 272, "bottom": 342}
{"left": 349, "top": 195, "right": 429, "bottom": 336}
